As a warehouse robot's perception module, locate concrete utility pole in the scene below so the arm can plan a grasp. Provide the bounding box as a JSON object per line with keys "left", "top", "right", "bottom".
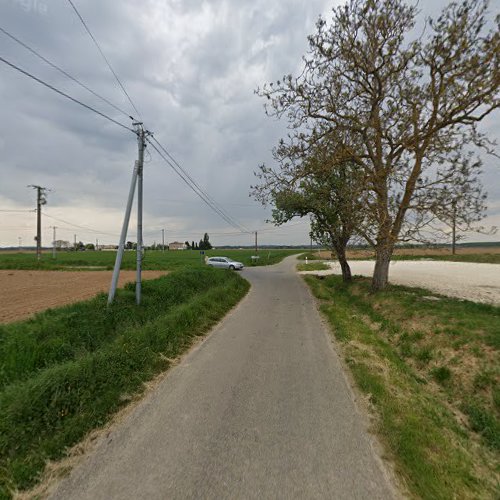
{"left": 18, "top": 237, "right": 22, "bottom": 252}
{"left": 51, "top": 226, "right": 57, "bottom": 259}
{"left": 28, "top": 185, "right": 49, "bottom": 261}
{"left": 135, "top": 127, "right": 145, "bottom": 305}
{"left": 255, "top": 231, "right": 258, "bottom": 254}
{"left": 162, "top": 229, "right": 165, "bottom": 252}
{"left": 108, "top": 123, "right": 148, "bottom": 305}
{"left": 96, "top": 238, "right": 99, "bottom": 251}
{"left": 74, "top": 234, "right": 77, "bottom": 250}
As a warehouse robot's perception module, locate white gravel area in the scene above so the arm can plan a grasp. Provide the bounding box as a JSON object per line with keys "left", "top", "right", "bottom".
{"left": 300, "top": 260, "right": 500, "bottom": 305}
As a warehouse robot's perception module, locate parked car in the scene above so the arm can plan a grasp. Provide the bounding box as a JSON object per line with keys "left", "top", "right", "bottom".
{"left": 206, "top": 256, "right": 244, "bottom": 270}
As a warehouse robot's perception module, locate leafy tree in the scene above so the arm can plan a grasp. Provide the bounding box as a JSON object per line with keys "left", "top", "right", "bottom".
{"left": 125, "top": 241, "right": 134, "bottom": 250}
{"left": 185, "top": 241, "right": 191, "bottom": 249}
{"left": 203, "top": 232, "right": 212, "bottom": 250}
{"left": 258, "top": 0, "right": 499, "bottom": 290}
{"left": 198, "top": 233, "right": 212, "bottom": 250}
{"left": 254, "top": 136, "right": 367, "bottom": 281}
{"left": 85, "top": 243, "right": 95, "bottom": 251}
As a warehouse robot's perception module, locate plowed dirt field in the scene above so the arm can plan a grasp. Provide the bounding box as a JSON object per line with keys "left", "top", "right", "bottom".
{"left": 0, "top": 270, "right": 167, "bottom": 323}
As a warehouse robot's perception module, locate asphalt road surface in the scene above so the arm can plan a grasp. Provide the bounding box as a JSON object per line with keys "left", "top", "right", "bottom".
{"left": 50, "top": 256, "right": 398, "bottom": 500}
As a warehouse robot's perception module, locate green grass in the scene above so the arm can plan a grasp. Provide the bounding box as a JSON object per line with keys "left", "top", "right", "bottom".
{"left": 296, "top": 251, "right": 324, "bottom": 261}
{"left": 0, "top": 249, "right": 303, "bottom": 271}
{"left": 304, "top": 274, "right": 499, "bottom": 499}
{"left": 0, "top": 267, "right": 249, "bottom": 498}
{"left": 296, "top": 262, "right": 329, "bottom": 271}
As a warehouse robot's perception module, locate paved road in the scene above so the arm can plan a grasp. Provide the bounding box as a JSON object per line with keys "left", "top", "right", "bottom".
{"left": 51, "top": 256, "right": 398, "bottom": 500}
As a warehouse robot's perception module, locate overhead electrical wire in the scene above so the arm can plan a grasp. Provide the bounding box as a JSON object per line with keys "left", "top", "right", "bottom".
{"left": 1, "top": 10, "right": 263, "bottom": 239}
{"left": 150, "top": 136, "right": 250, "bottom": 233}
{"left": 66, "top": 0, "right": 142, "bottom": 120}
{"left": 149, "top": 137, "right": 250, "bottom": 233}
{"left": 147, "top": 138, "right": 251, "bottom": 234}
{"left": 43, "top": 212, "right": 120, "bottom": 237}
{"left": 0, "top": 209, "right": 35, "bottom": 213}
{"left": 0, "top": 25, "right": 132, "bottom": 120}
{"left": 0, "top": 55, "right": 134, "bottom": 133}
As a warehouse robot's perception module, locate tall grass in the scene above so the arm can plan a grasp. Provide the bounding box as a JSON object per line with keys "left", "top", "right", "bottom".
{"left": 0, "top": 268, "right": 249, "bottom": 498}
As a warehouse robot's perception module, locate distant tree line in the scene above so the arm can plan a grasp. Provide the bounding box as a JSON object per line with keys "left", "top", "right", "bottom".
{"left": 185, "top": 233, "right": 213, "bottom": 250}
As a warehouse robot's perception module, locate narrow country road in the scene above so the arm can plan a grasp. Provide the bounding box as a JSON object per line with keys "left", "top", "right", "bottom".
{"left": 50, "top": 256, "right": 398, "bottom": 500}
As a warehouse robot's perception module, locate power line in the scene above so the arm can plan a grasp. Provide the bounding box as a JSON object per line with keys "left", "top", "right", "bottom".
{"left": 0, "top": 25, "right": 132, "bottom": 120}
{"left": 42, "top": 212, "right": 120, "bottom": 237}
{"left": 148, "top": 137, "right": 250, "bottom": 233}
{"left": 147, "top": 139, "right": 250, "bottom": 234}
{"left": 67, "top": 0, "right": 142, "bottom": 120}
{"left": 150, "top": 136, "right": 249, "bottom": 232}
{"left": 148, "top": 141, "right": 246, "bottom": 232}
{"left": 0, "top": 209, "right": 35, "bottom": 213}
{"left": 0, "top": 55, "right": 134, "bottom": 133}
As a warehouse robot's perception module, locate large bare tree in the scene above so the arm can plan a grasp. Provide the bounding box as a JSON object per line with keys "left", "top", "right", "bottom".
{"left": 258, "top": 0, "right": 499, "bottom": 290}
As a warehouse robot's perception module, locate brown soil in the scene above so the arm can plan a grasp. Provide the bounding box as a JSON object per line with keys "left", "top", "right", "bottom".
{"left": 0, "top": 270, "right": 167, "bottom": 323}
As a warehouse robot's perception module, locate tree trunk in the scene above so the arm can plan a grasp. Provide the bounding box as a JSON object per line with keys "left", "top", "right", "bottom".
{"left": 335, "top": 245, "right": 352, "bottom": 282}
{"left": 372, "top": 244, "right": 393, "bottom": 291}
{"left": 451, "top": 200, "right": 457, "bottom": 255}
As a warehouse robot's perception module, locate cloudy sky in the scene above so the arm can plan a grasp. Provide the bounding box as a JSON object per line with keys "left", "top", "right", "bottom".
{"left": 0, "top": 0, "right": 498, "bottom": 248}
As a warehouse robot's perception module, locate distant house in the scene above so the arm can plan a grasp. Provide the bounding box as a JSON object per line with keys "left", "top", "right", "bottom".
{"left": 101, "top": 245, "right": 118, "bottom": 251}
{"left": 169, "top": 241, "right": 186, "bottom": 250}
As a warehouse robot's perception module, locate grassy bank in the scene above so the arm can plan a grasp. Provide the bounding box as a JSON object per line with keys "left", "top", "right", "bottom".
{"left": 296, "top": 262, "right": 329, "bottom": 271}
{"left": 305, "top": 275, "right": 499, "bottom": 499}
{"left": 0, "top": 249, "right": 303, "bottom": 271}
{"left": 0, "top": 268, "right": 249, "bottom": 498}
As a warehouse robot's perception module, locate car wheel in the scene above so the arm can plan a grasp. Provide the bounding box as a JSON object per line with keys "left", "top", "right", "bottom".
{"left": 229, "top": 265, "right": 235, "bottom": 270}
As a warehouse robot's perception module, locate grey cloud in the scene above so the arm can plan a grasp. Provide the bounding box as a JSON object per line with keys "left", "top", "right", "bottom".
{"left": 0, "top": 0, "right": 498, "bottom": 247}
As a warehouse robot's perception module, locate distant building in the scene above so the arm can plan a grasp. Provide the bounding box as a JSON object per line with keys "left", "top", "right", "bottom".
{"left": 100, "top": 245, "right": 118, "bottom": 251}
{"left": 169, "top": 241, "right": 186, "bottom": 250}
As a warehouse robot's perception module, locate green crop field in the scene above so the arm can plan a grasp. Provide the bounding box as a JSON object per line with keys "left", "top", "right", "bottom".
{"left": 0, "top": 248, "right": 305, "bottom": 271}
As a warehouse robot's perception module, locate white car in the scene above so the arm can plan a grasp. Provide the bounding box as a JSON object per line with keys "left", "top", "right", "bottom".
{"left": 206, "top": 256, "right": 244, "bottom": 270}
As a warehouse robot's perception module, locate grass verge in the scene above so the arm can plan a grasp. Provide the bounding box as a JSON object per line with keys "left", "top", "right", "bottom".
{"left": 0, "top": 267, "right": 249, "bottom": 498}
{"left": 304, "top": 275, "right": 499, "bottom": 499}
{"left": 296, "top": 262, "right": 330, "bottom": 271}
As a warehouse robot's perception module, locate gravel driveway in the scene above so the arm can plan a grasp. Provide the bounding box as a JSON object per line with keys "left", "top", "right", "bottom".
{"left": 300, "top": 260, "right": 500, "bottom": 305}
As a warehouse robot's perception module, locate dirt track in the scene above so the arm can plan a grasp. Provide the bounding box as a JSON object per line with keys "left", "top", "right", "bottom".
{"left": 300, "top": 260, "right": 500, "bottom": 305}
{"left": 0, "top": 270, "right": 167, "bottom": 323}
